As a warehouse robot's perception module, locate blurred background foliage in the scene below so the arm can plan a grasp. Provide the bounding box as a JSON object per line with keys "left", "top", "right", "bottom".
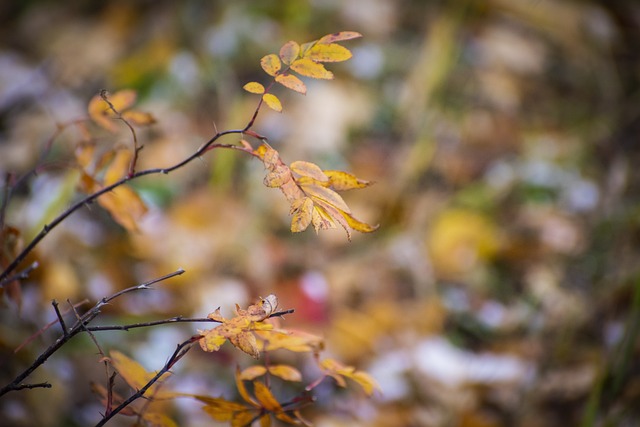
{"left": 1, "top": 0, "right": 640, "bottom": 426}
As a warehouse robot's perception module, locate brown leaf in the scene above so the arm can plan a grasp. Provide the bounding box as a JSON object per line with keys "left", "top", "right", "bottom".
{"left": 279, "top": 41, "right": 301, "bottom": 65}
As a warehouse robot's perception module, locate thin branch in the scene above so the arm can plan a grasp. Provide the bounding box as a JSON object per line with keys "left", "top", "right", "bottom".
{"left": 0, "top": 126, "right": 252, "bottom": 286}
{"left": 100, "top": 90, "right": 140, "bottom": 176}
{"left": 52, "top": 300, "right": 68, "bottom": 337}
{"left": 0, "top": 172, "right": 11, "bottom": 230}
{"left": 0, "top": 261, "right": 39, "bottom": 288}
{"left": 86, "top": 316, "right": 220, "bottom": 332}
{"left": 9, "top": 382, "right": 52, "bottom": 391}
{"left": 94, "top": 336, "right": 200, "bottom": 427}
{"left": 101, "top": 268, "right": 185, "bottom": 306}
{"left": 14, "top": 299, "right": 89, "bottom": 354}
{"left": 0, "top": 269, "right": 184, "bottom": 397}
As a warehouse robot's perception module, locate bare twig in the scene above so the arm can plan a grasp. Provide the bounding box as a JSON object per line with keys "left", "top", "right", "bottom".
{"left": 0, "top": 261, "right": 39, "bottom": 288}
{"left": 94, "top": 336, "right": 200, "bottom": 427}
{"left": 52, "top": 300, "right": 68, "bottom": 337}
{"left": 0, "top": 269, "right": 184, "bottom": 397}
{"left": 100, "top": 90, "right": 140, "bottom": 176}
{"left": 9, "top": 382, "right": 52, "bottom": 391}
{"left": 0, "top": 127, "right": 259, "bottom": 287}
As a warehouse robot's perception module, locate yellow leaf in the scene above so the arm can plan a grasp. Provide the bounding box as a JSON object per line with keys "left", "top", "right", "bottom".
{"left": 290, "top": 161, "right": 329, "bottom": 182}
{"left": 318, "top": 31, "right": 363, "bottom": 44}
{"left": 207, "top": 307, "right": 225, "bottom": 322}
{"left": 264, "top": 168, "right": 292, "bottom": 188}
{"left": 109, "top": 351, "right": 174, "bottom": 399}
{"left": 142, "top": 412, "right": 178, "bottom": 427}
{"left": 259, "top": 414, "right": 272, "bottom": 427}
{"left": 279, "top": 40, "right": 300, "bottom": 65}
{"left": 290, "top": 58, "right": 333, "bottom": 80}
{"left": 232, "top": 411, "right": 259, "bottom": 427}
{"left": 350, "top": 371, "right": 382, "bottom": 397}
{"left": 310, "top": 199, "right": 352, "bottom": 239}
{"left": 98, "top": 186, "right": 148, "bottom": 232}
{"left": 300, "top": 183, "right": 350, "bottom": 213}
{"left": 341, "top": 210, "right": 379, "bottom": 234}
{"left": 240, "top": 366, "right": 267, "bottom": 381}
{"left": 103, "top": 148, "right": 132, "bottom": 185}
{"left": 88, "top": 90, "right": 137, "bottom": 132}
{"left": 230, "top": 330, "right": 260, "bottom": 359}
{"left": 290, "top": 197, "right": 314, "bottom": 233}
{"left": 243, "top": 82, "right": 265, "bottom": 94}
{"left": 307, "top": 43, "right": 352, "bottom": 63}
{"left": 236, "top": 367, "right": 260, "bottom": 407}
{"left": 200, "top": 398, "right": 250, "bottom": 422}
{"left": 275, "top": 73, "right": 307, "bottom": 94}
{"left": 262, "top": 93, "right": 283, "bottom": 113}
{"left": 268, "top": 365, "right": 302, "bottom": 382}
{"left": 319, "top": 358, "right": 380, "bottom": 396}
{"left": 256, "top": 329, "right": 324, "bottom": 353}
{"left": 108, "top": 89, "right": 138, "bottom": 111}
{"left": 311, "top": 204, "right": 337, "bottom": 233}
{"left": 324, "top": 170, "right": 372, "bottom": 190}
{"left": 199, "top": 329, "right": 227, "bottom": 352}
{"left": 121, "top": 110, "right": 156, "bottom": 126}
{"left": 75, "top": 143, "right": 96, "bottom": 171}
{"left": 260, "top": 54, "right": 282, "bottom": 76}
{"left": 253, "top": 381, "right": 282, "bottom": 412}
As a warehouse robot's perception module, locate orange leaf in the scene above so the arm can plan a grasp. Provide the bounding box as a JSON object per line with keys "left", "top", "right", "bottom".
{"left": 236, "top": 367, "right": 260, "bottom": 407}
{"left": 98, "top": 186, "right": 148, "bottom": 232}
{"left": 243, "top": 82, "right": 265, "bottom": 94}
{"left": 275, "top": 73, "right": 307, "bottom": 94}
{"left": 261, "top": 54, "right": 282, "bottom": 76}
{"left": 88, "top": 90, "right": 137, "bottom": 132}
{"left": 108, "top": 89, "right": 138, "bottom": 111}
{"left": 103, "top": 148, "right": 131, "bottom": 185}
{"left": 262, "top": 93, "right": 282, "bottom": 113}
{"left": 318, "top": 31, "right": 362, "bottom": 44}
{"left": 109, "top": 351, "right": 174, "bottom": 399}
{"left": 142, "top": 412, "right": 178, "bottom": 427}
{"left": 279, "top": 40, "right": 300, "bottom": 65}
{"left": 240, "top": 366, "right": 267, "bottom": 381}
{"left": 268, "top": 365, "right": 302, "bottom": 382}
{"left": 307, "top": 43, "right": 352, "bottom": 63}
{"left": 253, "top": 381, "right": 282, "bottom": 412}
{"left": 121, "top": 110, "right": 156, "bottom": 126}
{"left": 256, "top": 329, "right": 324, "bottom": 353}
{"left": 290, "top": 58, "right": 334, "bottom": 80}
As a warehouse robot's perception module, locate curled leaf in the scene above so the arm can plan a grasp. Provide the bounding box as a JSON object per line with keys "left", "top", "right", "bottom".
{"left": 290, "top": 161, "right": 329, "bottom": 182}
{"left": 318, "top": 31, "right": 363, "bottom": 44}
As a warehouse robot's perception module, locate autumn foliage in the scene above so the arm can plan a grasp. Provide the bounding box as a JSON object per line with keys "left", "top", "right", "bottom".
{"left": 0, "top": 32, "right": 378, "bottom": 426}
